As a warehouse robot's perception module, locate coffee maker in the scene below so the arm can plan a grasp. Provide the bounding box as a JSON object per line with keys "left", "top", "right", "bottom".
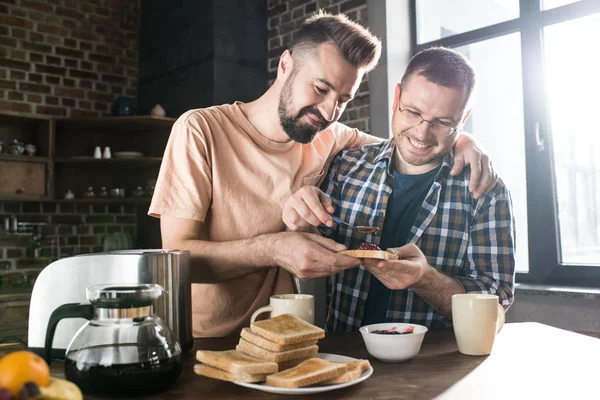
{"left": 28, "top": 250, "right": 193, "bottom": 360}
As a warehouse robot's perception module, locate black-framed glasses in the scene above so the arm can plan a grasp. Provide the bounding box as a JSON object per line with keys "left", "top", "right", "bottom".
{"left": 398, "top": 108, "right": 459, "bottom": 136}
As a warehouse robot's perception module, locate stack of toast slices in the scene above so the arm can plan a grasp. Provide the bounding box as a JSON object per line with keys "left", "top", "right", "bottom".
{"left": 194, "top": 313, "right": 371, "bottom": 388}
{"left": 194, "top": 350, "right": 278, "bottom": 383}
{"left": 237, "top": 313, "right": 324, "bottom": 370}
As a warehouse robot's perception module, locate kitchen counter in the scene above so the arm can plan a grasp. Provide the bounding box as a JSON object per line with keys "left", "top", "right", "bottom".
{"left": 48, "top": 323, "right": 600, "bottom": 399}
{"left": 515, "top": 282, "right": 600, "bottom": 299}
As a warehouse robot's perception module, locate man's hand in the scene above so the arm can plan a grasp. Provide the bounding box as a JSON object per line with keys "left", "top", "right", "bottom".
{"left": 271, "top": 232, "right": 360, "bottom": 280}
{"left": 161, "top": 216, "right": 359, "bottom": 283}
{"left": 283, "top": 186, "right": 334, "bottom": 231}
{"left": 362, "top": 243, "right": 429, "bottom": 290}
{"left": 451, "top": 132, "right": 497, "bottom": 199}
{"left": 363, "top": 243, "right": 465, "bottom": 317}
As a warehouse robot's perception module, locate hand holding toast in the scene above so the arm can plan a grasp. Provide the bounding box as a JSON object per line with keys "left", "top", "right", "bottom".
{"left": 271, "top": 232, "right": 360, "bottom": 279}
{"left": 362, "top": 243, "right": 429, "bottom": 290}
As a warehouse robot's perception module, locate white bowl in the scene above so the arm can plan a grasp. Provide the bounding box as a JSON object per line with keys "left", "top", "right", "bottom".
{"left": 359, "top": 323, "right": 428, "bottom": 362}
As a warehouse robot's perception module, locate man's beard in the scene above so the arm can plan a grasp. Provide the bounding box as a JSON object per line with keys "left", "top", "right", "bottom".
{"left": 278, "top": 78, "right": 329, "bottom": 144}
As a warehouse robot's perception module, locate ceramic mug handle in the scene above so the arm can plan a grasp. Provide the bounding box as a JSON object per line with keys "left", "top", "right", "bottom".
{"left": 496, "top": 303, "right": 506, "bottom": 333}
{"left": 250, "top": 305, "right": 274, "bottom": 323}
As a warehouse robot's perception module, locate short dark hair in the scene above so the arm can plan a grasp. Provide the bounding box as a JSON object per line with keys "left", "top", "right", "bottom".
{"left": 401, "top": 47, "right": 476, "bottom": 109}
{"left": 289, "top": 11, "right": 382, "bottom": 72}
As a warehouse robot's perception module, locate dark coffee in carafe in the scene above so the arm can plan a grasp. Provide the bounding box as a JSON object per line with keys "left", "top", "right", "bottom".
{"left": 65, "top": 344, "right": 182, "bottom": 397}
{"left": 43, "top": 284, "right": 184, "bottom": 397}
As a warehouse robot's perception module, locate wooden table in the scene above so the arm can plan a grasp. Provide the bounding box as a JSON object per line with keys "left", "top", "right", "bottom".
{"left": 47, "top": 322, "right": 600, "bottom": 399}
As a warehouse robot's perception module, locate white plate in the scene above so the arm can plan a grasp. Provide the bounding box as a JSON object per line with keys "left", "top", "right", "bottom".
{"left": 113, "top": 151, "right": 143, "bottom": 158}
{"left": 233, "top": 353, "right": 373, "bottom": 395}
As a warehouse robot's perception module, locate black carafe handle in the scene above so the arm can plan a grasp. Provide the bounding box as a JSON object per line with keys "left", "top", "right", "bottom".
{"left": 44, "top": 303, "right": 94, "bottom": 364}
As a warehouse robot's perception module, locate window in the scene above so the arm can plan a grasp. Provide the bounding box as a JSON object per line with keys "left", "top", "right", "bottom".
{"left": 544, "top": 12, "right": 600, "bottom": 265}
{"left": 542, "top": 0, "right": 582, "bottom": 10}
{"left": 454, "top": 34, "right": 529, "bottom": 274}
{"left": 416, "top": 0, "right": 519, "bottom": 43}
{"left": 412, "top": 0, "right": 600, "bottom": 285}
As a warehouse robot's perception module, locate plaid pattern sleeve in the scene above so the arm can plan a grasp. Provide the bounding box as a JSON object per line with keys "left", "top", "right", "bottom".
{"left": 456, "top": 186, "right": 516, "bottom": 309}
{"left": 322, "top": 139, "right": 516, "bottom": 332}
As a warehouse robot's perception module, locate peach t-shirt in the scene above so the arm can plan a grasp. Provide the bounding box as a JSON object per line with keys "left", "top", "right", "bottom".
{"left": 148, "top": 102, "right": 376, "bottom": 337}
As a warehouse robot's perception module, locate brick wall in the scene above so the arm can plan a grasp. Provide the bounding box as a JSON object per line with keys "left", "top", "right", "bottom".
{"left": 0, "top": 202, "right": 136, "bottom": 289}
{"left": 0, "top": 0, "right": 138, "bottom": 117}
{"left": 0, "top": 0, "right": 141, "bottom": 290}
{"left": 267, "top": 0, "right": 371, "bottom": 133}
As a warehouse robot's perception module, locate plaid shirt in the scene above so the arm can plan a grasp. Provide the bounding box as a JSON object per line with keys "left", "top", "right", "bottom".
{"left": 322, "top": 139, "right": 516, "bottom": 331}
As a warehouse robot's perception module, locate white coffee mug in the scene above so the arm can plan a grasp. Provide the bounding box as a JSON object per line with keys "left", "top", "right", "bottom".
{"left": 250, "top": 294, "right": 314, "bottom": 324}
{"left": 452, "top": 293, "right": 505, "bottom": 356}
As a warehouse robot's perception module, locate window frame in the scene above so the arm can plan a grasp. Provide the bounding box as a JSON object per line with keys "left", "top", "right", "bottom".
{"left": 411, "top": 0, "right": 600, "bottom": 286}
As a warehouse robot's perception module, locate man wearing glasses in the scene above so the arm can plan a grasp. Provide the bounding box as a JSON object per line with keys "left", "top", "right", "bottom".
{"left": 282, "top": 47, "right": 516, "bottom": 330}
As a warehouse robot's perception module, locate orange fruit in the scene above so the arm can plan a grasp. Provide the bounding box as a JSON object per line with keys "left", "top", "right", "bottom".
{"left": 0, "top": 350, "right": 50, "bottom": 396}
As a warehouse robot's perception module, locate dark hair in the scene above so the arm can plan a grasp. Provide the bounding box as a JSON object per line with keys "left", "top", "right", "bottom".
{"left": 288, "top": 11, "right": 382, "bottom": 72}
{"left": 401, "top": 47, "right": 476, "bottom": 108}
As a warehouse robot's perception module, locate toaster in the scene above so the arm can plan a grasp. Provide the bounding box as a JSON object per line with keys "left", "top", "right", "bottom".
{"left": 28, "top": 249, "right": 193, "bottom": 360}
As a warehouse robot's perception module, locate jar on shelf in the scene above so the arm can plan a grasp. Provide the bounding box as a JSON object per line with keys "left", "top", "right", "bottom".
{"left": 145, "top": 179, "right": 157, "bottom": 197}
{"left": 8, "top": 139, "right": 25, "bottom": 156}
{"left": 132, "top": 186, "right": 144, "bottom": 198}
{"left": 83, "top": 187, "right": 95, "bottom": 198}
{"left": 25, "top": 143, "right": 37, "bottom": 156}
{"left": 99, "top": 187, "right": 108, "bottom": 198}
{"left": 110, "top": 188, "right": 125, "bottom": 198}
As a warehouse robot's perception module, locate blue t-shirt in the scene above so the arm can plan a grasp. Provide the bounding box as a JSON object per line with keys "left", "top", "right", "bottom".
{"left": 361, "top": 166, "right": 440, "bottom": 326}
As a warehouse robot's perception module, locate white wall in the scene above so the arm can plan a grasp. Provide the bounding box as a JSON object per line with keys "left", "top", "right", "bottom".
{"left": 367, "top": 0, "right": 412, "bottom": 139}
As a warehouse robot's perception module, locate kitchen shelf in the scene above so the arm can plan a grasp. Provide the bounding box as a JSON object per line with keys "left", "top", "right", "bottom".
{"left": 0, "top": 155, "right": 50, "bottom": 163}
{"left": 0, "top": 112, "right": 170, "bottom": 249}
{"left": 57, "top": 198, "right": 152, "bottom": 203}
{"left": 0, "top": 198, "right": 151, "bottom": 203}
{"left": 54, "top": 115, "right": 176, "bottom": 134}
{"left": 0, "top": 196, "right": 49, "bottom": 202}
{"left": 55, "top": 157, "right": 162, "bottom": 164}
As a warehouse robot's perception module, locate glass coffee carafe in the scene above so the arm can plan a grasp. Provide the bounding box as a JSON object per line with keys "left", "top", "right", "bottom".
{"left": 44, "top": 284, "right": 183, "bottom": 397}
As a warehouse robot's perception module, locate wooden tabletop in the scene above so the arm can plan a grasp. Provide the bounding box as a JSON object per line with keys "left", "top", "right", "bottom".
{"left": 47, "top": 322, "right": 600, "bottom": 399}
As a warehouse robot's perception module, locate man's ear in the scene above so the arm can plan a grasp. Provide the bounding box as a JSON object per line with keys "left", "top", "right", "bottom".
{"left": 392, "top": 83, "right": 401, "bottom": 112}
{"left": 277, "top": 49, "right": 294, "bottom": 81}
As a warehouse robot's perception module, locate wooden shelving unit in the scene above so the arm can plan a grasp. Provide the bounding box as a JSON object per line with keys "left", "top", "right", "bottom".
{"left": 56, "top": 198, "right": 152, "bottom": 204}
{"left": 0, "top": 112, "right": 53, "bottom": 200}
{"left": 0, "top": 198, "right": 152, "bottom": 204}
{"left": 0, "top": 111, "right": 174, "bottom": 202}
{"left": 0, "top": 155, "right": 50, "bottom": 163}
{"left": 0, "top": 111, "right": 174, "bottom": 249}
{"left": 53, "top": 115, "right": 175, "bottom": 133}
{"left": 54, "top": 157, "right": 162, "bottom": 164}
